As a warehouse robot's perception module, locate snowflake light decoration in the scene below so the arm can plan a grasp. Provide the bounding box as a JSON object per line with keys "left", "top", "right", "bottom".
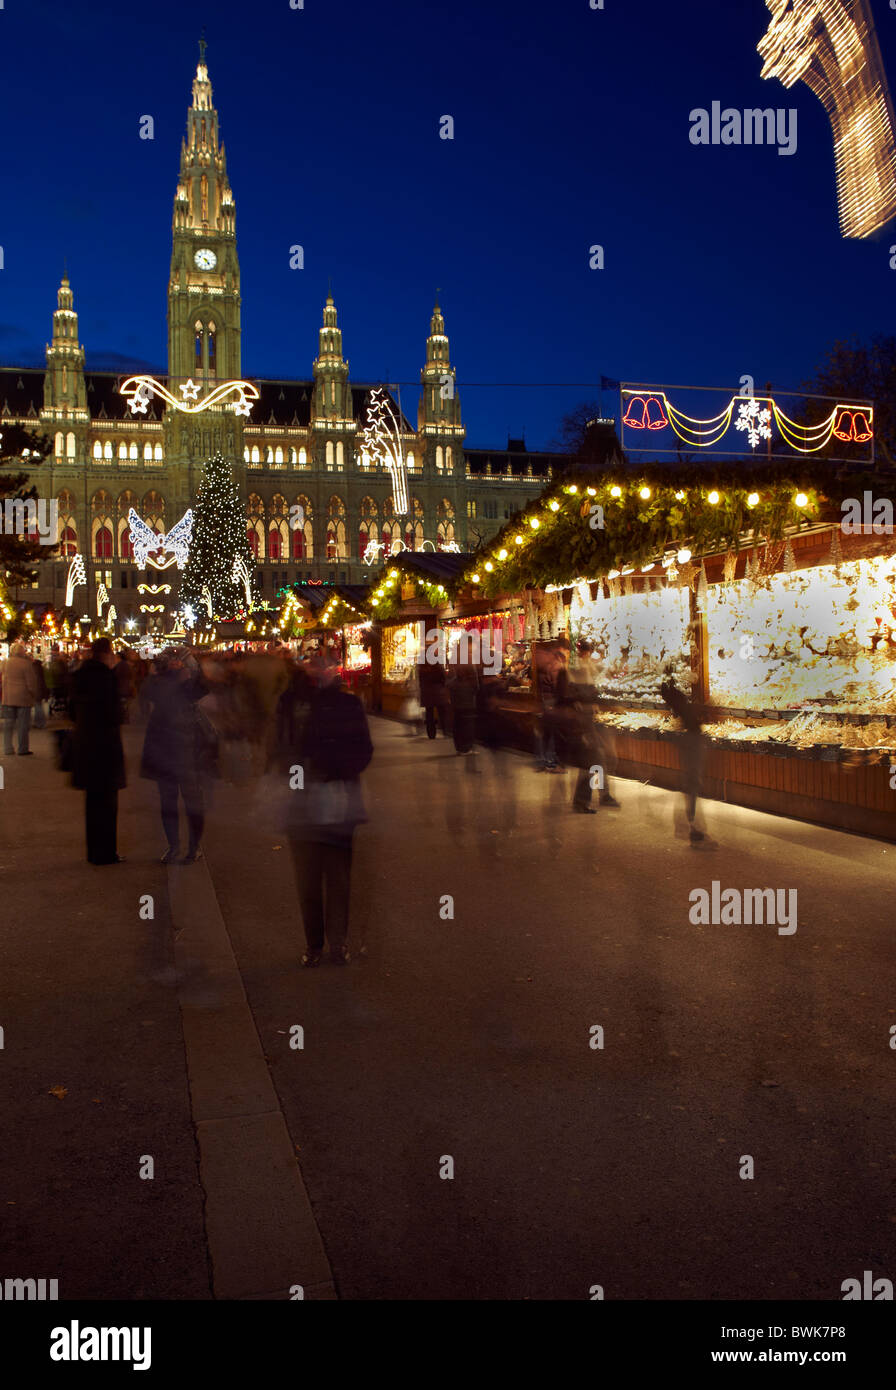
{"left": 735, "top": 398, "right": 772, "bottom": 450}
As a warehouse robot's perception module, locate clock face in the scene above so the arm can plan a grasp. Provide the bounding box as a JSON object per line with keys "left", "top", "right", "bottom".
{"left": 194, "top": 248, "right": 217, "bottom": 271}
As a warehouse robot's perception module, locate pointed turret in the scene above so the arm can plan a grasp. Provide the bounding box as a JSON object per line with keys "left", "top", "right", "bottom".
{"left": 42, "top": 274, "right": 87, "bottom": 418}
{"left": 312, "top": 294, "right": 351, "bottom": 424}
{"left": 419, "top": 295, "right": 460, "bottom": 431}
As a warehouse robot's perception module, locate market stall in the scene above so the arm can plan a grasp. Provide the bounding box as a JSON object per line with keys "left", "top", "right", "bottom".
{"left": 449, "top": 464, "right": 896, "bottom": 839}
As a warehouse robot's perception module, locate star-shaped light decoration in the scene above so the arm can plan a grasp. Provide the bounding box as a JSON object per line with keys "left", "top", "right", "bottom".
{"left": 231, "top": 390, "right": 252, "bottom": 417}
{"left": 180, "top": 378, "right": 201, "bottom": 401}
{"left": 128, "top": 381, "right": 152, "bottom": 415}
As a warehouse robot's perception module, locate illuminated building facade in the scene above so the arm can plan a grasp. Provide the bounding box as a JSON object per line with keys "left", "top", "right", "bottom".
{"left": 0, "top": 49, "right": 563, "bottom": 628}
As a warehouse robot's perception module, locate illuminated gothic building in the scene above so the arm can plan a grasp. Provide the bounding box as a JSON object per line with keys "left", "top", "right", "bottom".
{"left": 0, "top": 48, "right": 563, "bottom": 629}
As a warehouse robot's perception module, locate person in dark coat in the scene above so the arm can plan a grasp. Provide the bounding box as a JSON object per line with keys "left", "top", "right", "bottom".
{"left": 555, "top": 667, "right": 620, "bottom": 811}
{"left": 418, "top": 647, "right": 451, "bottom": 739}
{"left": 280, "top": 661, "right": 373, "bottom": 967}
{"left": 448, "top": 662, "right": 479, "bottom": 754}
{"left": 69, "top": 636, "right": 126, "bottom": 865}
{"left": 140, "top": 648, "right": 208, "bottom": 864}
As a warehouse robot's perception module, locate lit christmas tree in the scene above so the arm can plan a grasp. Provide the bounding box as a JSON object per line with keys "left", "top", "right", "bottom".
{"left": 179, "top": 452, "right": 258, "bottom": 624}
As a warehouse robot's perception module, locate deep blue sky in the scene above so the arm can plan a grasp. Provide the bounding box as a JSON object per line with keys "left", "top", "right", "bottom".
{"left": 1, "top": 0, "right": 894, "bottom": 450}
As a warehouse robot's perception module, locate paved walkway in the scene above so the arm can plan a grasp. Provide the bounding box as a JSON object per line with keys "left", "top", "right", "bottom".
{"left": 1, "top": 718, "right": 893, "bottom": 1299}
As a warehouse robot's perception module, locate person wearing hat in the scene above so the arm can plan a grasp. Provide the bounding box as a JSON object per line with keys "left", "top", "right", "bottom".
{"left": 1, "top": 640, "right": 40, "bottom": 756}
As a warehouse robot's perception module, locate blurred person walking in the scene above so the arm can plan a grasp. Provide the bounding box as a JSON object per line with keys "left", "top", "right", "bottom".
{"left": 660, "top": 676, "right": 716, "bottom": 847}
{"left": 419, "top": 644, "right": 451, "bottom": 740}
{"left": 533, "top": 640, "right": 567, "bottom": 771}
{"left": 280, "top": 659, "right": 373, "bottom": 967}
{"left": 448, "top": 661, "right": 479, "bottom": 754}
{"left": 140, "top": 647, "right": 210, "bottom": 864}
{"left": 114, "top": 648, "right": 136, "bottom": 723}
{"left": 558, "top": 657, "right": 621, "bottom": 810}
{"left": 1, "top": 640, "right": 40, "bottom": 756}
{"left": 69, "top": 636, "right": 126, "bottom": 864}
{"left": 30, "top": 653, "right": 49, "bottom": 729}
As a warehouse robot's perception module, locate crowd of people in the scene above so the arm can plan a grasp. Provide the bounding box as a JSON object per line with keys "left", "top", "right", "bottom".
{"left": 1, "top": 629, "right": 713, "bottom": 965}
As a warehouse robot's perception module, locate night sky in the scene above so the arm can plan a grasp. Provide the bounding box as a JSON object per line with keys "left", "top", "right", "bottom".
{"left": 1, "top": 0, "right": 894, "bottom": 450}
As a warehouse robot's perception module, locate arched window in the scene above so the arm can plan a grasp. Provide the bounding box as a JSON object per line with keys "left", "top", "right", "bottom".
{"left": 104, "top": 442, "right": 113, "bottom": 460}
{"left": 445, "top": 446, "right": 453, "bottom": 470}
{"left": 247, "top": 494, "right": 265, "bottom": 560}
{"left": 437, "top": 497, "right": 457, "bottom": 549}
{"left": 144, "top": 443, "right": 153, "bottom": 461}
{"left": 55, "top": 432, "right": 64, "bottom": 457}
{"left": 118, "top": 519, "right": 134, "bottom": 560}
{"left": 273, "top": 446, "right": 283, "bottom": 464}
{"left": 93, "top": 521, "right": 114, "bottom": 560}
{"left": 357, "top": 497, "right": 379, "bottom": 558}
{"left": 143, "top": 491, "right": 165, "bottom": 536}
{"left": 195, "top": 320, "right": 203, "bottom": 372}
{"left": 298, "top": 447, "right": 307, "bottom": 466}
{"left": 251, "top": 446, "right": 261, "bottom": 464}
{"left": 269, "top": 493, "right": 288, "bottom": 556}
{"left": 266, "top": 446, "right": 273, "bottom": 464}
{"left": 244, "top": 447, "right": 250, "bottom": 463}
{"left": 381, "top": 520, "right": 402, "bottom": 554}
{"left": 268, "top": 519, "right": 288, "bottom": 558}
{"left": 406, "top": 451, "right": 415, "bottom": 471}
{"left": 128, "top": 442, "right": 137, "bottom": 460}
{"left": 326, "top": 441, "right": 334, "bottom": 469}
{"left": 119, "top": 442, "right": 127, "bottom": 460}
{"left": 405, "top": 520, "right": 424, "bottom": 551}
{"left": 436, "top": 445, "right": 444, "bottom": 470}
{"left": 153, "top": 444, "right": 163, "bottom": 461}
{"left": 93, "top": 441, "right": 102, "bottom": 460}
{"left": 208, "top": 327, "right": 216, "bottom": 375}
{"left": 326, "top": 495, "right": 346, "bottom": 560}
{"left": 291, "top": 495, "right": 313, "bottom": 559}
{"left": 336, "top": 441, "right": 344, "bottom": 468}
{"left": 57, "top": 490, "right": 78, "bottom": 557}
{"left": 66, "top": 432, "right": 76, "bottom": 458}
{"left": 289, "top": 447, "right": 297, "bottom": 465}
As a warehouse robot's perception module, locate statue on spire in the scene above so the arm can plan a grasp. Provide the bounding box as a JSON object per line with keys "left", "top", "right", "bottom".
{"left": 199, "top": 33, "right": 207, "bottom": 67}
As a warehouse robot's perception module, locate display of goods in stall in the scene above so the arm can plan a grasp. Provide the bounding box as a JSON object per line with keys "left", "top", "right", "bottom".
{"left": 566, "top": 581, "right": 695, "bottom": 701}
{"left": 595, "top": 706, "right": 896, "bottom": 763}
{"left": 707, "top": 556, "right": 896, "bottom": 712}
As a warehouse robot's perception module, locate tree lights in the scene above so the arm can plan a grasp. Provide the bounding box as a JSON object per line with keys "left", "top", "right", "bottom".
{"left": 179, "top": 452, "right": 258, "bottom": 624}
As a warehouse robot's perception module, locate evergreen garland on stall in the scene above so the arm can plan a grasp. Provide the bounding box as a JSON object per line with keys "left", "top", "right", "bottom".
{"left": 179, "top": 452, "right": 259, "bottom": 624}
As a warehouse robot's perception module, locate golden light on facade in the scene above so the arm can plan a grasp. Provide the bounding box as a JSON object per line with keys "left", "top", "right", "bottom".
{"left": 759, "top": 0, "right": 896, "bottom": 238}
{"left": 120, "top": 375, "right": 260, "bottom": 415}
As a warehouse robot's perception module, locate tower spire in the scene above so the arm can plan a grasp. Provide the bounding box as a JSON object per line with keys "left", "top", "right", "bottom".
{"left": 419, "top": 296, "right": 461, "bottom": 435}
{"left": 42, "top": 274, "right": 86, "bottom": 418}
{"left": 199, "top": 32, "right": 207, "bottom": 67}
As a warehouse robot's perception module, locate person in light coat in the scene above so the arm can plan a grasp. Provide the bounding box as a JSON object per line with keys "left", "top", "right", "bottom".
{"left": 1, "top": 640, "right": 40, "bottom": 756}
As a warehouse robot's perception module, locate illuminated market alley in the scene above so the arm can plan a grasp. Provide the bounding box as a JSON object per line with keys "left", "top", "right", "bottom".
{"left": 1, "top": 717, "right": 892, "bottom": 1300}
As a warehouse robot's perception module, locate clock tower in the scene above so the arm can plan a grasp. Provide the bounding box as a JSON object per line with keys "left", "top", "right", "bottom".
{"left": 167, "top": 42, "right": 242, "bottom": 469}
